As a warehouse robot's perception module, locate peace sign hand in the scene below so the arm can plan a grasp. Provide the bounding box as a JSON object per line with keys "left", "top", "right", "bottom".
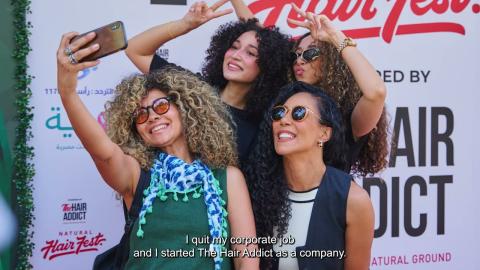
{"left": 287, "top": 3, "right": 343, "bottom": 46}
{"left": 182, "top": 0, "right": 233, "bottom": 30}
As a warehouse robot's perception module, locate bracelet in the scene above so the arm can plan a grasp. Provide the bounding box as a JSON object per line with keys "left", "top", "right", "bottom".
{"left": 337, "top": 37, "right": 357, "bottom": 54}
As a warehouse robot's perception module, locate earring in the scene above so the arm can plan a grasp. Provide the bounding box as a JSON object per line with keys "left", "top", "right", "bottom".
{"left": 317, "top": 140, "right": 323, "bottom": 147}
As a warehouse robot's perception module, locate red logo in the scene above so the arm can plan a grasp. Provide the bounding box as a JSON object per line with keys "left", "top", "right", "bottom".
{"left": 62, "top": 204, "right": 72, "bottom": 212}
{"left": 248, "top": 0, "right": 479, "bottom": 43}
{"left": 41, "top": 232, "right": 106, "bottom": 260}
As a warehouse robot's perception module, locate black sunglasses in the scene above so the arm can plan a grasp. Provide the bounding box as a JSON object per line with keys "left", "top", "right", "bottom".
{"left": 291, "top": 47, "right": 321, "bottom": 63}
{"left": 133, "top": 97, "right": 171, "bottom": 124}
{"left": 270, "top": 105, "right": 321, "bottom": 122}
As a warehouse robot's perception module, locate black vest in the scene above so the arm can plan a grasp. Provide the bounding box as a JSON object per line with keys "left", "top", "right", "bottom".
{"left": 273, "top": 166, "right": 351, "bottom": 270}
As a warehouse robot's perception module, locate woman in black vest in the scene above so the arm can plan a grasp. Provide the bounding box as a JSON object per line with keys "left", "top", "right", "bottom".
{"left": 244, "top": 82, "right": 374, "bottom": 270}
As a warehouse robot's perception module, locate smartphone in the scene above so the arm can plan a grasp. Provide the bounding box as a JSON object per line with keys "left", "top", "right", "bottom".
{"left": 71, "top": 21, "right": 128, "bottom": 62}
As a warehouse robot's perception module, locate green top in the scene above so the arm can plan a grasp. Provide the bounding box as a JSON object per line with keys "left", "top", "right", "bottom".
{"left": 125, "top": 169, "right": 232, "bottom": 270}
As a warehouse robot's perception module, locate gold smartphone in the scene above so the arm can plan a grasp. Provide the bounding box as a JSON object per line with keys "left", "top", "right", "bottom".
{"left": 71, "top": 21, "right": 128, "bottom": 62}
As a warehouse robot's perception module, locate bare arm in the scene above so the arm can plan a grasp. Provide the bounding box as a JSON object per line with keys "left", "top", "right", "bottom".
{"left": 289, "top": 5, "right": 387, "bottom": 138}
{"left": 125, "top": 0, "right": 233, "bottom": 73}
{"left": 226, "top": 166, "right": 259, "bottom": 270}
{"left": 230, "top": 0, "right": 255, "bottom": 21}
{"left": 57, "top": 32, "right": 139, "bottom": 202}
{"left": 344, "top": 182, "right": 374, "bottom": 270}
{"left": 328, "top": 28, "right": 386, "bottom": 138}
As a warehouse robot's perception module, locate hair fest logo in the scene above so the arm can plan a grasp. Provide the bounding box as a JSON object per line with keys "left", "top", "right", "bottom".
{"left": 248, "top": 0, "right": 479, "bottom": 43}
{"left": 40, "top": 230, "right": 106, "bottom": 260}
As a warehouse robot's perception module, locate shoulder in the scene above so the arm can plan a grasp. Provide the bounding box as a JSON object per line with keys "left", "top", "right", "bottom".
{"left": 225, "top": 166, "right": 248, "bottom": 194}
{"left": 211, "top": 166, "right": 246, "bottom": 191}
{"left": 226, "top": 166, "right": 245, "bottom": 184}
{"left": 346, "top": 181, "right": 374, "bottom": 224}
{"left": 224, "top": 166, "right": 253, "bottom": 218}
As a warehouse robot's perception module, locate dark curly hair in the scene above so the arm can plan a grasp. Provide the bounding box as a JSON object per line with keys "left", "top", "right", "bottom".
{"left": 292, "top": 33, "right": 389, "bottom": 176}
{"left": 202, "top": 18, "right": 292, "bottom": 117}
{"left": 243, "top": 81, "right": 348, "bottom": 269}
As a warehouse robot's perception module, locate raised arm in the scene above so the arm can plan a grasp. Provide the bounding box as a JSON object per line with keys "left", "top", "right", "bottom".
{"left": 344, "top": 182, "right": 374, "bottom": 270}
{"left": 57, "top": 32, "right": 139, "bottom": 203}
{"left": 289, "top": 4, "right": 387, "bottom": 138}
{"left": 319, "top": 16, "right": 386, "bottom": 138}
{"left": 125, "top": 0, "right": 233, "bottom": 73}
{"left": 226, "top": 166, "right": 259, "bottom": 270}
{"left": 230, "top": 0, "right": 255, "bottom": 21}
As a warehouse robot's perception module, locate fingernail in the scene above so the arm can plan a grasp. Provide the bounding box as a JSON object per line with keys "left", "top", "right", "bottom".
{"left": 88, "top": 32, "right": 95, "bottom": 37}
{"left": 92, "top": 43, "right": 100, "bottom": 49}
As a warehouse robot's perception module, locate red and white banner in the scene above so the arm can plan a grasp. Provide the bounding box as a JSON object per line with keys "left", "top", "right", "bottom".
{"left": 28, "top": 0, "right": 480, "bottom": 269}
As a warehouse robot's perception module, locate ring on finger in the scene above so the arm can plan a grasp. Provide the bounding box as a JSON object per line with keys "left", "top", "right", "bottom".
{"left": 64, "top": 46, "right": 73, "bottom": 56}
{"left": 68, "top": 53, "right": 78, "bottom": 64}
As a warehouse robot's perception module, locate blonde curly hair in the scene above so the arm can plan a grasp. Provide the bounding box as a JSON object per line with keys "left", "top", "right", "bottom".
{"left": 105, "top": 67, "right": 238, "bottom": 170}
{"left": 292, "top": 34, "right": 390, "bottom": 176}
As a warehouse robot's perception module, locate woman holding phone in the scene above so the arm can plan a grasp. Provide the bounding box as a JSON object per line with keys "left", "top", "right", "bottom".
{"left": 57, "top": 31, "right": 258, "bottom": 270}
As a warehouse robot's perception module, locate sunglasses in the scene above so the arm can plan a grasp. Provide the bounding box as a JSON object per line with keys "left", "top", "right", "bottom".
{"left": 291, "top": 47, "right": 321, "bottom": 63}
{"left": 134, "top": 97, "right": 171, "bottom": 124}
{"left": 270, "top": 105, "right": 321, "bottom": 122}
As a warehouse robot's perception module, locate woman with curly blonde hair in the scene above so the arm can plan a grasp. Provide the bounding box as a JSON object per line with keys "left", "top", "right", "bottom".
{"left": 288, "top": 5, "right": 389, "bottom": 176}
{"left": 56, "top": 31, "right": 258, "bottom": 270}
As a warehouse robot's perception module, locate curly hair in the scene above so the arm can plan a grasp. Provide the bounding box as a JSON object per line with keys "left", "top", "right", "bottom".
{"left": 243, "top": 82, "right": 348, "bottom": 268}
{"left": 202, "top": 18, "right": 292, "bottom": 117}
{"left": 104, "top": 67, "right": 238, "bottom": 170}
{"left": 292, "top": 33, "right": 389, "bottom": 176}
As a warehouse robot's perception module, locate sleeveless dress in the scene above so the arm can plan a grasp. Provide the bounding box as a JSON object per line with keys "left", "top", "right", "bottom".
{"left": 124, "top": 168, "right": 232, "bottom": 270}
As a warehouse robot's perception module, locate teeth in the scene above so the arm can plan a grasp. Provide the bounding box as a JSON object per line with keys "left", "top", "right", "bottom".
{"left": 152, "top": 124, "right": 168, "bottom": 133}
{"left": 279, "top": 132, "right": 294, "bottom": 139}
{"left": 228, "top": 63, "right": 241, "bottom": 70}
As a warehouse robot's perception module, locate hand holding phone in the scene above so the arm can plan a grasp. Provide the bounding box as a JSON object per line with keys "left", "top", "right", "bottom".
{"left": 70, "top": 21, "right": 128, "bottom": 62}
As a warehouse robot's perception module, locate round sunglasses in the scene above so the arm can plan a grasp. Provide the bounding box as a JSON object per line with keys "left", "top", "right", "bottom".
{"left": 270, "top": 105, "right": 321, "bottom": 122}
{"left": 291, "top": 47, "right": 321, "bottom": 63}
{"left": 134, "top": 97, "right": 171, "bottom": 124}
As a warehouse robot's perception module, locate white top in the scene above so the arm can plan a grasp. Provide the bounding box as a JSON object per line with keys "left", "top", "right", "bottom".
{"left": 273, "top": 186, "right": 318, "bottom": 270}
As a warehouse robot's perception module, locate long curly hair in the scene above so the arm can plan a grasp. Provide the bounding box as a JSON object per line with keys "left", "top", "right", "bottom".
{"left": 292, "top": 33, "right": 389, "bottom": 176}
{"left": 243, "top": 82, "right": 348, "bottom": 268}
{"left": 202, "top": 18, "right": 292, "bottom": 117}
{"left": 104, "top": 67, "right": 238, "bottom": 170}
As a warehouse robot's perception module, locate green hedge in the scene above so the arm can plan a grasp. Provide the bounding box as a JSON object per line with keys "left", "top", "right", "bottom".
{"left": 12, "top": 0, "right": 35, "bottom": 269}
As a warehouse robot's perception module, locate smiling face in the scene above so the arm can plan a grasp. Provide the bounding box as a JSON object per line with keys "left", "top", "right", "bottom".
{"left": 272, "top": 92, "right": 331, "bottom": 157}
{"left": 222, "top": 31, "right": 261, "bottom": 85}
{"left": 134, "top": 89, "right": 187, "bottom": 151}
{"left": 292, "top": 35, "right": 322, "bottom": 85}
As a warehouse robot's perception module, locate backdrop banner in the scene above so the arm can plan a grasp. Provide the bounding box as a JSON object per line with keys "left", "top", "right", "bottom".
{"left": 28, "top": 0, "right": 480, "bottom": 269}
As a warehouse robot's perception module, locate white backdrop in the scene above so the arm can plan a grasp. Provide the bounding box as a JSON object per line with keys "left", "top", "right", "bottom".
{"left": 28, "top": 0, "right": 480, "bottom": 269}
